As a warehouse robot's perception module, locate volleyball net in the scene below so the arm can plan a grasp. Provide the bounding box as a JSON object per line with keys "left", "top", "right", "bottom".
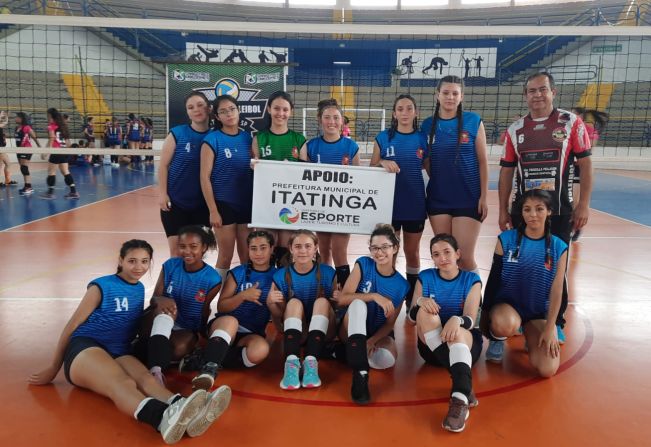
{"left": 0, "top": 13, "right": 650, "bottom": 160}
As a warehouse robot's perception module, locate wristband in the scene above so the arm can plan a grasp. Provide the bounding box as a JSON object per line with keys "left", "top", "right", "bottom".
{"left": 456, "top": 315, "right": 473, "bottom": 329}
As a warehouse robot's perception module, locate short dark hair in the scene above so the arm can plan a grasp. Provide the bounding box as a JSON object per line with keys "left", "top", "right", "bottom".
{"left": 524, "top": 72, "right": 555, "bottom": 94}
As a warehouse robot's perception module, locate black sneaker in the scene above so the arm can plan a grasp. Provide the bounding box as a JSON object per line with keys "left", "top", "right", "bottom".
{"left": 351, "top": 370, "right": 370, "bottom": 405}
{"left": 179, "top": 348, "right": 204, "bottom": 372}
{"left": 192, "top": 362, "right": 219, "bottom": 391}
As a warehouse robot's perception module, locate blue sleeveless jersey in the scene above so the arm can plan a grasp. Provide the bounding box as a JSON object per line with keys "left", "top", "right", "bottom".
{"left": 106, "top": 124, "right": 121, "bottom": 145}
{"left": 162, "top": 258, "right": 221, "bottom": 331}
{"left": 127, "top": 120, "right": 141, "bottom": 141}
{"left": 72, "top": 274, "right": 145, "bottom": 357}
{"left": 203, "top": 129, "right": 253, "bottom": 211}
{"left": 498, "top": 229, "right": 568, "bottom": 320}
{"left": 167, "top": 124, "right": 211, "bottom": 210}
{"left": 353, "top": 256, "right": 409, "bottom": 336}
{"left": 141, "top": 126, "right": 152, "bottom": 142}
{"left": 273, "top": 263, "right": 336, "bottom": 318}
{"left": 418, "top": 268, "right": 481, "bottom": 325}
{"left": 421, "top": 111, "right": 482, "bottom": 209}
{"left": 306, "top": 136, "right": 359, "bottom": 165}
{"left": 221, "top": 264, "right": 277, "bottom": 336}
{"left": 375, "top": 129, "right": 428, "bottom": 220}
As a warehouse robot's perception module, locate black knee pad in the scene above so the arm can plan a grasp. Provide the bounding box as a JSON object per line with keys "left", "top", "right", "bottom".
{"left": 20, "top": 165, "right": 30, "bottom": 176}
{"left": 64, "top": 174, "right": 75, "bottom": 186}
{"left": 46, "top": 175, "right": 56, "bottom": 187}
{"left": 449, "top": 362, "right": 472, "bottom": 398}
{"left": 346, "top": 334, "right": 370, "bottom": 371}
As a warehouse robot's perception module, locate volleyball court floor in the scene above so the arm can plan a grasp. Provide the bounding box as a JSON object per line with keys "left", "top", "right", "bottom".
{"left": 0, "top": 163, "right": 649, "bottom": 446}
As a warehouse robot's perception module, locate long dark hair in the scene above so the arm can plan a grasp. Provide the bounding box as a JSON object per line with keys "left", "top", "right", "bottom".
{"left": 47, "top": 108, "right": 70, "bottom": 139}
{"left": 244, "top": 230, "right": 276, "bottom": 283}
{"left": 116, "top": 239, "right": 154, "bottom": 273}
{"left": 389, "top": 94, "right": 419, "bottom": 141}
{"left": 428, "top": 75, "right": 464, "bottom": 164}
{"left": 213, "top": 95, "right": 239, "bottom": 131}
{"left": 512, "top": 189, "right": 554, "bottom": 268}
{"left": 261, "top": 90, "right": 295, "bottom": 131}
{"left": 284, "top": 230, "right": 323, "bottom": 299}
{"left": 15, "top": 112, "right": 29, "bottom": 126}
{"left": 572, "top": 107, "right": 609, "bottom": 132}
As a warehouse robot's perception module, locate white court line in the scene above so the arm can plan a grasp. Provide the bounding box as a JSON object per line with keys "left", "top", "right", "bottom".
{"left": 0, "top": 297, "right": 81, "bottom": 302}
{"left": 591, "top": 208, "right": 651, "bottom": 230}
{"left": 1, "top": 185, "right": 155, "bottom": 233}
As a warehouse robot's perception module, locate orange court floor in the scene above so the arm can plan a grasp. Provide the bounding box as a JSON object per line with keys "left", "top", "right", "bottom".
{"left": 0, "top": 180, "right": 650, "bottom": 447}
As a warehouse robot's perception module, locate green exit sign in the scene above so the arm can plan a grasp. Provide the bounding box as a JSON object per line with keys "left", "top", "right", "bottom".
{"left": 591, "top": 45, "right": 623, "bottom": 53}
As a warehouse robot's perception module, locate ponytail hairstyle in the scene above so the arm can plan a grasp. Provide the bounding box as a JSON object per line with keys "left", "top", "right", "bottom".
{"left": 316, "top": 98, "right": 343, "bottom": 134}
{"left": 572, "top": 107, "right": 609, "bottom": 133}
{"left": 116, "top": 239, "right": 154, "bottom": 273}
{"left": 212, "top": 95, "right": 239, "bottom": 130}
{"left": 46, "top": 108, "right": 70, "bottom": 139}
{"left": 178, "top": 225, "right": 217, "bottom": 256}
{"left": 389, "top": 94, "right": 419, "bottom": 141}
{"left": 429, "top": 75, "right": 464, "bottom": 164}
{"left": 285, "top": 229, "right": 322, "bottom": 299}
{"left": 370, "top": 223, "right": 401, "bottom": 269}
{"left": 430, "top": 233, "right": 459, "bottom": 252}
{"left": 16, "top": 112, "right": 29, "bottom": 126}
{"left": 512, "top": 189, "right": 554, "bottom": 269}
{"left": 262, "top": 90, "right": 295, "bottom": 131}
{"left": 244, "top": 230, "right": 276, "bottom": 283}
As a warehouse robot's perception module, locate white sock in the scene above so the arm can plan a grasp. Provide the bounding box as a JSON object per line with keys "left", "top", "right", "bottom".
{"left": 150, "top": 313, "right": 174, "bottom": 338}
{"left": 209, "top": 328, "right": 232, "bottom": 345}
{"left": 165, "top": 393, "right": 180, "bottom": 405}
{"left": 406, "top": 266, "right": 420, "bottom": 275}
{"left": 308, "top": 314, "right": 329, "bottom": 333}
{"left": 347, "top": 299, "right": 367, "bottom": 336}
{"left": 242, "top": 347, "right": 256, "bottom": 368}
{"left": 284, "top": 317, "right": 302, "bottom": 332}
{"left": 449, "top": 343, "right": 472, "bottom": 368}
{"left": 424, "top": 328, "right": 442, "bottom": 351}
{"left": 451, "top": 391, "right": 469, "bottom": 404}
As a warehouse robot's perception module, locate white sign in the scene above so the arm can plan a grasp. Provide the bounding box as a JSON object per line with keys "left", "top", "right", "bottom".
{"left": 251, "top": 160, "right": 395, "bottom": 235}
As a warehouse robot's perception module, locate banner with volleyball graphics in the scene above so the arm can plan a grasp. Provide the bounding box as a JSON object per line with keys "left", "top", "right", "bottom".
{"left": 166, "top": 63, "right": 285, "bottom": 133}
{"left": 251, "top": 160, "right": 396, "bottom": 235}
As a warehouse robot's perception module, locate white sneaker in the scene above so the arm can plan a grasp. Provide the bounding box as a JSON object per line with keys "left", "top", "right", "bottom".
{"left": 186, "top": 385, "right": 232, "bottom": 437}
{"left": 158, "top": 389, "right": 206, "bottom": 444}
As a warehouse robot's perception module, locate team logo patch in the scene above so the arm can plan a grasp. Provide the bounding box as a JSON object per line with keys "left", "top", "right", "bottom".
{"left": 460, "top": 131, "right": 470, "bottom": 144}
{"left": 194, "top": 289, "right": 207, "bottom": 303}
{"left": 342, "top": 155, "right": 350, "bottom": 165}
{"left": 416, "top": 147, "right": 424, "bottom": 159}
{"left": 292, "top": 146, "right": 299, "bottom": 159}
{"left": 552, "top": 127, "right": 567, "bottom": 142}
{"left": 279, "top": 207, "right": 300, "bottom": 225}
{"left": 215, "top": 78, "right": 240, "bottom": 98}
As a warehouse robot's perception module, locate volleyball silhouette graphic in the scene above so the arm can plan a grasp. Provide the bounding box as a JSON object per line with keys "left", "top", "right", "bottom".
{"left": 279, "top": 208, "right": 299, "bottom": 225}
{"left": 215, "top": 78, "right": 240, "bottom": 98}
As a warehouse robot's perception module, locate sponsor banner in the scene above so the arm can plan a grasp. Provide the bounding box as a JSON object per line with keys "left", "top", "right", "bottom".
{"left": 396, "top": 48, "right": 497, "bottom": 80}
{"left": 251, "top": 160, "right": 395, "bottom": 235}
{"left": 166, "top": 63, "right": 285, "bottom": 133}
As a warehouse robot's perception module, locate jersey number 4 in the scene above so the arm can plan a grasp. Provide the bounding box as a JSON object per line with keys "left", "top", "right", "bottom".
{"left": 114, "top": 297, "right": 129, "bottom": 312}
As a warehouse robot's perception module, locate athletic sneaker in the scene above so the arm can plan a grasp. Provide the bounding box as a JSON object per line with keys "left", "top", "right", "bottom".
{"left": 64, "top": 191, "right": 80, "bottom": 199}
{"left": 39, "top": 192, "right": 56, "bottom": 200}
{"left": 179, "top": 348, "right": 204, "bottom": 373}
{"left": 485, "top": 340, "right": 504, "bottom": 363}
{"left": 111, "top": 162, "right": 120, "bottom": 168}
{"left": 192, "top": 362, "right": 218, "bottom": 391}
{"left": 150, "top": 366, "right": 166, "bottom": 388}
{"left": 442, "top": 396, "right": 469, "bottom": 433}
{"left": 19, "top": 187, "right": 34, "bottom": 196}
{"left": 557, "top": 325, "right": 566, "bottom": 345}
{"left": 351, "top": 371, "right": 370, "bottom": 405}
{"left": 6, "top": 180, "right": 17, "bottom": 186}
{"left": 186, "top": 385, "right": 232, "bottom": 437}
{"left": 468, "top": 390, "right": 479, "bottom": 408}
{"left": 158, "top": 389, "right": 206, "bottom": 445}
{"left": 301, "top": 357, "right": 321, "bottom": 388}
{"left": 279, "top": 357, "right": 301, "bottom": 390}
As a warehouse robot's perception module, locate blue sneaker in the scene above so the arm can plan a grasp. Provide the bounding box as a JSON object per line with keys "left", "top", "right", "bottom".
{"left": 557, "top": 325, "right": 566, "bottom": 345}
{"left": 280, "top": 357, "right": 301, "bottom": 390}
{"left": 301, "top": 357, "right": 322, "bottom": 388}
{"left": 486, "top": 340, "right": 504, "bottom": 363}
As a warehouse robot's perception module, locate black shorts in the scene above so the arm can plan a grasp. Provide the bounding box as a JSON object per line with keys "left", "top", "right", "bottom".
{"left": 160, "top": 204, "right": 210, "bottom": 237}
{"left": 218, "top": 201, "right": 252, "bottom": 226}
{"left": 417, "top": 328, "right": 483, "bottom": 367}
{"left": 86, "top": 137, "right": 96, "bottom": 143}
{"left": 391, "top": 219, "right": 425, "bottom": 234}
{"left": 48, "top": 154, "right": 69, "bottom": 164}
{"left": 511, "top": 212, "right": 572, "bottom": 244}
{"left": 428, "top": 207, "right": 482, "bottom": 222}
{"left": 17, "top": 153, "right": 33, "bottom": 161}
{"left": 63, "top": 336, "right": 121, "bottom": 385}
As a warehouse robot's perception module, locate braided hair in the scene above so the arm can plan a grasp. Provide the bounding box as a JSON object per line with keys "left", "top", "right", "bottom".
{"left": 285, "top": 230, "right": 323, "bottom": 299}
{"left": 428, "top": 75, "right": 464, "bottom": 164}
{"left": 389, "top": 94, "right": 419, "bottom": 141}
{"left": 512, "top": 189, "right": 554, "bottom": 269}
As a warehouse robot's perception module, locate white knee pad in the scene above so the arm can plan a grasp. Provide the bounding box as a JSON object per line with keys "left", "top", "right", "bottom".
{"left": 347, "top": 299, "right": 367, "bottom": 336}
{"left": 309, "top": 314, "right": 330, "bottom": 333}
{"left": 368, "top": 347, "right": 396, "bottom": 370}
{"left": 150, "top": 313, "right": 174, "bottom": 338}
{"left": 284, "top": 317, "right": 302, "bottom": 332}
{"left": 209, "top": 328, "right": 232, "bottom": 345}
{"left": 423, "top": 328, "right": 443, "bottom": 352}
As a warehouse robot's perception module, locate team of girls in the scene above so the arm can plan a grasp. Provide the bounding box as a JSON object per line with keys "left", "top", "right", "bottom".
{"left": 29, "top": 239, "right": 231, "bottom": 444}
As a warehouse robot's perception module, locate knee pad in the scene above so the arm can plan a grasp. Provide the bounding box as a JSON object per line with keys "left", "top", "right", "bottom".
{"left": 64, "top": 173, "right": 75, "bottom": 186}
{"left": 46, "top": 175, "right": 56, "bottom": 187}
{"left": 368, "top": 347, "right": 396, "bottom": 370}
{"left": 20, "top": 165, "right": 30, "bottom": 176}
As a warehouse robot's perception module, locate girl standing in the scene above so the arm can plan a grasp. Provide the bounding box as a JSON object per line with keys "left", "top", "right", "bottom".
{"left": 13, "top": 112, "right": 41, "bottom": 195}
{"left": 41, "top": 108, "right": 79, "bottom": 200}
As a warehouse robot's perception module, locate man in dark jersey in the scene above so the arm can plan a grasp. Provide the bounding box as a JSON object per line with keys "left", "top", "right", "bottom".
{"left": 492, "top": 72, "right": 593, "bottom": 358}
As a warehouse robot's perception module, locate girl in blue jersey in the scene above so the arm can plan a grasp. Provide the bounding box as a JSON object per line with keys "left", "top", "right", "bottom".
{"left": 145, "top": 226, "right": 222, "bottom": 386}
{"left": 159, "top": 92, "right": 212, "bottom": 257}
{"left": 410, "top": 234, "right": 482, "bottom": 433}
{"left": 337, "top": 224, "right": 409, "bottom": 405}
{"left": 143, "top": 117, "right": 154, "bottom": 163}
{"left": 126, "top": 112, "right": 141, "bottom": 150}
{"left": 371, "top": 94, "right": 429, "bottom": 307}
{"left": 421, "top": 76, "right": 488, "bottom": 274}
{"left": 29, "top": 240, "right": 231, "bottom": 444}
{"left": 267, "top": 230, "right": 337, "bottom": 390}
{"left": 106, "top": 116, "right": 122, "bottom": 166}
{"left": 200, "top": 95, "right": 254, "bottom": 284}
{"left": 481, "top": 189, "right": 568, "bottom": 377}
{"left": 191, "top": 230, "right": 276, "bottom": 390}
{"left": 300, "top": 98, "right": 360, "bottom": 286}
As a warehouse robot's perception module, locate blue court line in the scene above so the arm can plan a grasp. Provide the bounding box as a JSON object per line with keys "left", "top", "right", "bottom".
{"left": 0, "top": 163, "right": 157, "bottom": 231}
